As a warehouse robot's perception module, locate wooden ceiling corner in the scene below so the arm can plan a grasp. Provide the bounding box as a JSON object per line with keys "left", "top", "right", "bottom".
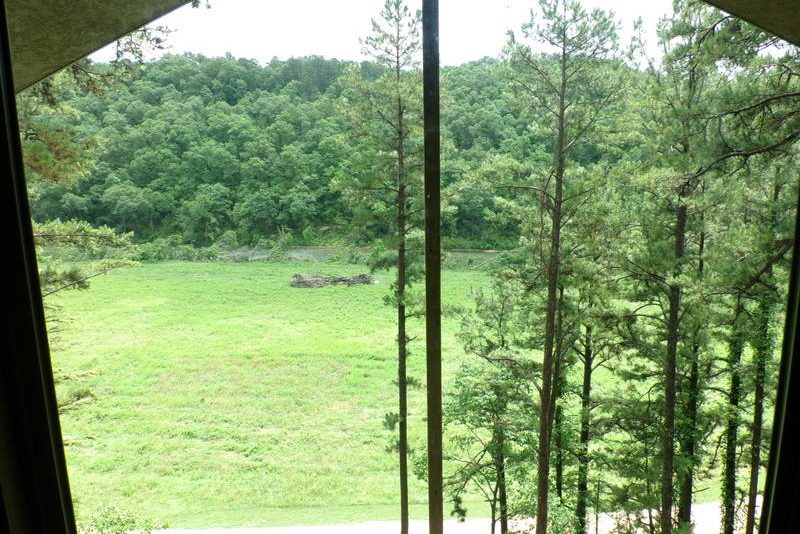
{"left": 6, "top": 0, "right": 189, "bottom": 92}
{"left": 705, "top": 0, "right": 800, "bottom": 46}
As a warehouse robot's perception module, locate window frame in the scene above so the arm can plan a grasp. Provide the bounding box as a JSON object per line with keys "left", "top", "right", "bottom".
{"left": 0, "top": 1, "right": 77, "bottom": 532}
{"left": 1, "top": 1, "right": 799, "bottom": 532}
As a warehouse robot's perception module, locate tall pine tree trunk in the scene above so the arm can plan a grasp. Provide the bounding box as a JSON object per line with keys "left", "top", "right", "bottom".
{"left": 647, "top": 473, "right": 656, "bottom": 534}
{"left": 535, "top": 174, "right": 561, "bottom": 533}
{"left": 395, "top": 72, "right": 409, "bottom": 534}
{"left": 745, "top": 296, "right": 772, "bottom": 534}
{"left": 745, "top": 178, "right": 780, "bottom": 534}
{"left": 555, "top": 405, "right": 564, "bottom": 500}
{"left": 662, "top": 202, "right": 687, "bottom": 534}
{"left": 554, "top": 287, "right": 566, "bottom": 501}
{"left": 535, "top": 41, "right": 567, "bottom": 534}
{"left": 678, "top": 227, "right": 704, "bottom": 529}
{"left": 576, "top": 326, "right": 594, "bottom": 533}
{"left": 723, "top": 302, "right": 745, "bottom": 534}
{"left": 493, "top": 424, "right": 509, "bottom": 534}
{"left": 353, "top": 7, "right": 420, "bottom": 533}
{"left": 397, "top": 292, "right": 409, "bottom": 534}
{"left": 678, "top": 342, "right": 700, "bottom": 528}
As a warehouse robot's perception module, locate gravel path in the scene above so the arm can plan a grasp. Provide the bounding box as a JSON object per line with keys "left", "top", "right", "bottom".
{"left": 159, "top": 502, "right": 725, "bottom": 534}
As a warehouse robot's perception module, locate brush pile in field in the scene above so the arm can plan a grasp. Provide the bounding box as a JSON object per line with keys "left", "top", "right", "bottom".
{"left": 290, "top": 273, "right": 375, "bottom": 288}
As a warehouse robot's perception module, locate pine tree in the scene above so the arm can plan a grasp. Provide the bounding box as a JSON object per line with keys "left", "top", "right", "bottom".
{"left": 506, "top": 1, "right": 620, "bottom": 530}
{"left": 337, "top": 2, "right": 423, "bottom": 532}
{"left": 447, "top": 280, "right": 536, "bottom": 534}
{"left": 628, "top": 4, "right": 734, "bottom": 529}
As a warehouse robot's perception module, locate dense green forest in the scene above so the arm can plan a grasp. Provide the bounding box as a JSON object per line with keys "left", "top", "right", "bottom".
{"left": 26, "top": 52, "right": 527, "bottom": 250}
{"left": 23, "top": 0, "right": 800, "bottom": 532}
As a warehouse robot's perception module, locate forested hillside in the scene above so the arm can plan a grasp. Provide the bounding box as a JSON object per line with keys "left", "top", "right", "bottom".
{"left": 22, "top": 0, "right": 800, "bottom": 532}
{"left": 27, "top": 54, "right": 544, "bottom": 249}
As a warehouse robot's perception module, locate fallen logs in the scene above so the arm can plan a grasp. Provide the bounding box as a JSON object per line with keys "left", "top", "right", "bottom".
{"left": 290, "top": 273, "right": 375, "bottom": 288}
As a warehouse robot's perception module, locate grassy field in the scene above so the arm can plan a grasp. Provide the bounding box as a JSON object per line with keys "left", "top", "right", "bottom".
{"left": 49, "top": 260, "right": 489, "bottom": 528}
{"left": 49, "top": 259, "right": 744, "bottom": 529}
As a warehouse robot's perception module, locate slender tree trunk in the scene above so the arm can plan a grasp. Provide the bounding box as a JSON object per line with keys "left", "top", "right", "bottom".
{"left": 723, "top": 302, "right": 745, "bottom": 534}
{"left": 646, "top": 443, "right": 656, "bottom": 534}
{"left": 745, "top": 293, "right": 773, "bottom": 534}
{"left": 494, "top": 424, "right": 509, "bottom": 534}
{"left": 576, "top": 326, "right": 594, "bottom": 533}
{"left": 535, "top": 38, "right": 568, "bottom": 534}
{"left": 677, "top": 342, "right": 699, "bottom": 528}
{"left": 595, "top": 479, "right": 601, "bottom": 534}
{"left": 397, "top": 213, "right": 409, "bottom": 534}
{"left": 395, "top": 57, "right": 409, "bottom": 534}
{"left": 499, "top": 471, "right": 508, "bottom": 534}
{"left": 745, "top": 179, "right": 780, "bottom": 534}
{"left": 555, "top": 405, "right": 564, "bottom": 500}
{"left": 554, "top": 287, "right": 566, "bottom": 501}
{"left": 661, "top": 202, "right": 687, "bottom": 534}
{"left": 678, "top": 228, "right": 704, "bottom": 529}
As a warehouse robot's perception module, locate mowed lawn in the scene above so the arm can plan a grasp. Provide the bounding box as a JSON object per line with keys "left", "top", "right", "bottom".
{"left": 49, "top": 261, "right": 489, "bottom": 528}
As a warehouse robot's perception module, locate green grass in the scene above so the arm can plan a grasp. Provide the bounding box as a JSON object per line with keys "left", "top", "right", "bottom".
{"left": 49, "top": 260, "right": 489, "bottom": 528}
{"left": 49, "top": 259, "right": 747, "bottom": 528}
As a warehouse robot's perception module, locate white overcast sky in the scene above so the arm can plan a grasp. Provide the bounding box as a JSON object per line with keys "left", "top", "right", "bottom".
{"left": 93, "top": 0, "right": 675, "bottom": 66}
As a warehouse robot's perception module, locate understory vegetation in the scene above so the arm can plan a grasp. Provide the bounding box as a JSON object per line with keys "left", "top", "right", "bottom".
{"left": 22, "top": 0, "right": 800, "bottom": 532}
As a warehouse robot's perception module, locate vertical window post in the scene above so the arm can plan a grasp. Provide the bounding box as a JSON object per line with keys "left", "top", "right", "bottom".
{"left": 0, "top": 0, "right": 76, "bottom": 531}
{"left": 422, "top": 0, "right": 443, "bottom": 532}
{"left": 760, "top": 193, "right": 800, "bottom": 534}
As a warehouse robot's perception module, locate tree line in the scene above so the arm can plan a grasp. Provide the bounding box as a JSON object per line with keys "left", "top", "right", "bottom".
{"left": 437, "top": 1, "right": 799, "bottom": 534}
{"left": 25, "top": 52, "right": 522, "bottom": 250}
